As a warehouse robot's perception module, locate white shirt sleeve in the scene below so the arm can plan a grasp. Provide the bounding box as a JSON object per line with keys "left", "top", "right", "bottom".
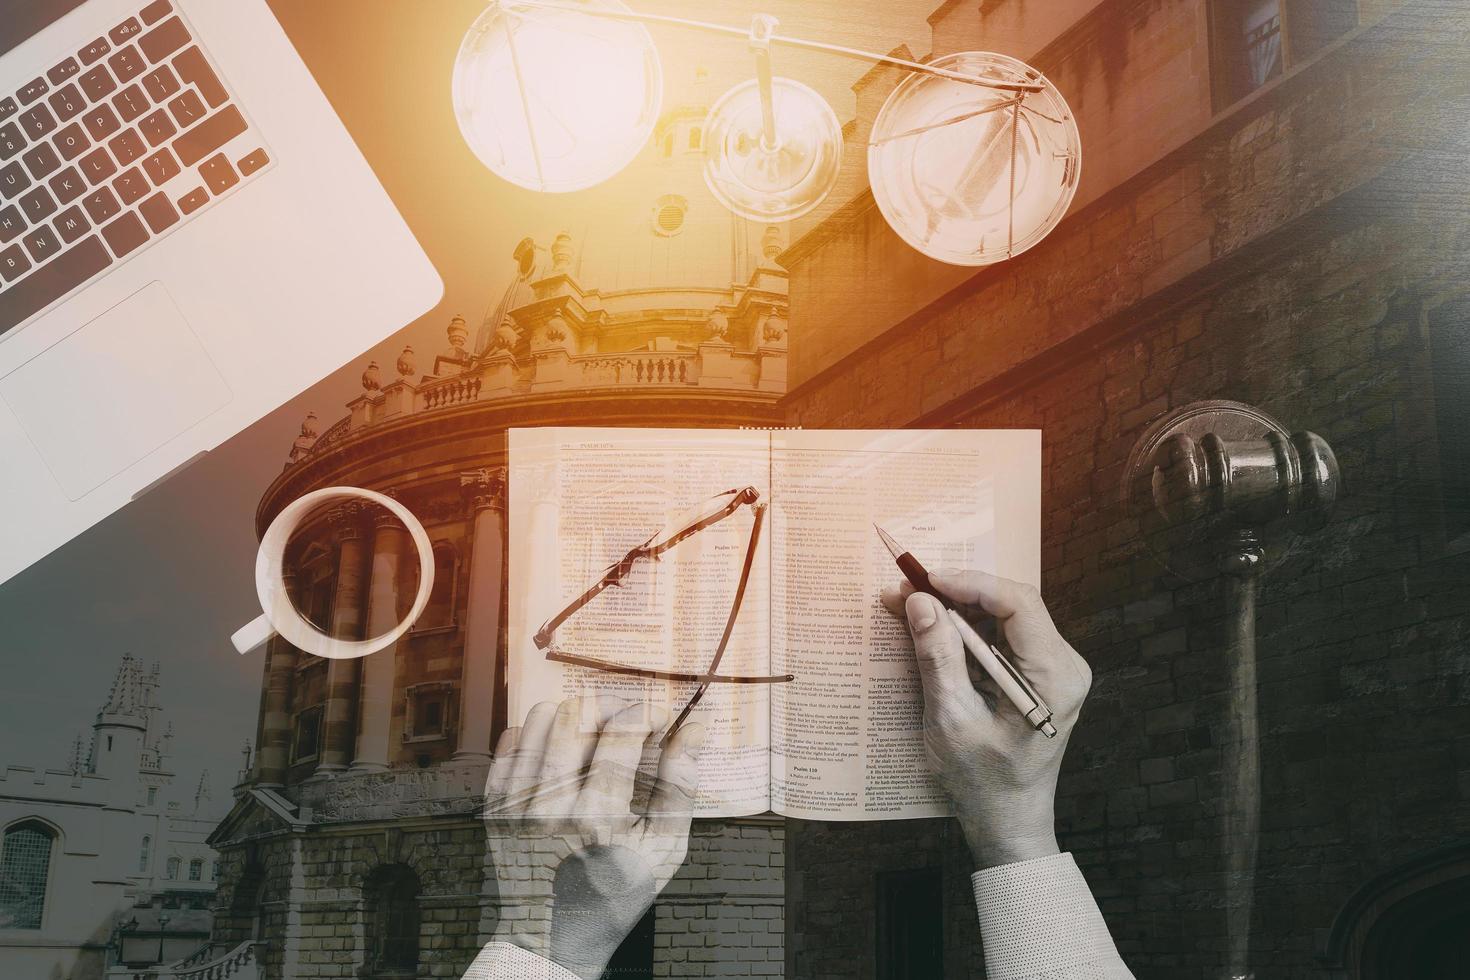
{"left": 970, "top": 852, "right": 1135, "bottom": 980}
{"left": 462, "top": 941, "right": 583, "bottom": 980}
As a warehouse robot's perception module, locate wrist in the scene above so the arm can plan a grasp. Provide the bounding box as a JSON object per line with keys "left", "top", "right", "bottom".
{"left": 959, "top": 811, "right": 1059, "bottom": 871}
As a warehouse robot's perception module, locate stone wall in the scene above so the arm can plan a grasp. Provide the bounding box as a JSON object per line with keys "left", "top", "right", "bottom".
{"left": 779, "top": 2, "right": 1470, "bottom": 978}
{"left": 210, "top": 813, "right": 784, "bottom": 979}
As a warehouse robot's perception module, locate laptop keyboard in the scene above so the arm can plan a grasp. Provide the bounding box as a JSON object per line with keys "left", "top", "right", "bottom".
{"left": 0, "top": 0, "right": 271, "bottom": 338}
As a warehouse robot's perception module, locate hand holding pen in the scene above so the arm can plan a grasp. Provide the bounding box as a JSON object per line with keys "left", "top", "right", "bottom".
{"left": 878, "top": 551, "right": 1095, "bottom": 870}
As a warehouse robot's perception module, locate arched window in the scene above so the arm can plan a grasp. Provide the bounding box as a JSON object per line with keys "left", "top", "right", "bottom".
{"left": 138, "top": 835, "right": 151, "bottom": 873}
{"left": 211, "top": 860, "right": 220, "bottom": 881}
{"left": 0, "top": 820, "right": 57, "bottom": 930}
{"left": 365, "top": 865, "right": 420, "bottom": 977}
{"left": 166, "top": 856, "right": 180, "bottom": 880}
{"left": 188, "top": 859, "right": 203, "bottom": 881}
{"left": 414, "top": 544, "right": 458, "bottom": 631}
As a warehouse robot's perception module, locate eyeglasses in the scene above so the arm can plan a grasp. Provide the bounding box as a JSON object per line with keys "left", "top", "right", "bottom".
{"left": 534, "top": 486, "right": 793, "bottom": 746}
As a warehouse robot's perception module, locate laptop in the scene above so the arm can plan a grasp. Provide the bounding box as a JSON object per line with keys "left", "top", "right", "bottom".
{"left": 0, "top": 0, "right": 443, "bottom": 584}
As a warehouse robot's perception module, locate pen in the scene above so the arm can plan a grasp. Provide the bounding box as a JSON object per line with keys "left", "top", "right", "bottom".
{"left": 875, "top": 525, "right": 1057, "bottom": 738}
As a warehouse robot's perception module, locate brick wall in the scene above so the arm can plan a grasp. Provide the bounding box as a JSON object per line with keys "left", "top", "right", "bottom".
{"left": 780, "top": 2, "right": 1470, "bottom": 977}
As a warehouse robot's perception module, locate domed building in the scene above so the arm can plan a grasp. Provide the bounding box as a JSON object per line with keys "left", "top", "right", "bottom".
{"left": 203, "top": 84, "right": 789, "bottom": 980}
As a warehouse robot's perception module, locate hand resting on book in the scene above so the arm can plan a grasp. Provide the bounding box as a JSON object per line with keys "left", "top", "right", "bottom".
{"left": 482, "top": 696, "right": 705, "bottom": 980}
{"left": 881, "top": 571, "right": 1093, "bottom": 871}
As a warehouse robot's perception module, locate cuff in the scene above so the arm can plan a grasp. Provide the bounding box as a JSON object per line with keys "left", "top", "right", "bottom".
{"left": 971, "top": 852, "right": 1122, "bottom": 980}
{"left": 462, "top": 941, "right": 583, "bottom": 980}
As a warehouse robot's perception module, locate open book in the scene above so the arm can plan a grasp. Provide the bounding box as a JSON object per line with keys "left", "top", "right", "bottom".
{"left": 507, "top": 427, "right": 1040, "bottom": 821}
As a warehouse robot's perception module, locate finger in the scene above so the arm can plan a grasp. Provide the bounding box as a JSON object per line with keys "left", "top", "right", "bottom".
{"left": 575, "top": 702, "right": 666, "bottom": 822}
{"left": 643, "top": 722, "right": 703, "bottom": 838}
{"left": 486, "top": 727, "right": 520, "bottom": 801}
{"left": 537, "top": 699, "right": 594, "bottom": 797}
{"left": 507, "top": 701, "right": 559, "bottom": 797}
{"left": 928, "top": 571, "right": 1063, "bottom": 666}
{"left": 904, "top": 593, "right": 979, "bottom": 712}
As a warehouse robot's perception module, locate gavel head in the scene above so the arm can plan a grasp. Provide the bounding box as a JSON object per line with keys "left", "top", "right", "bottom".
{"left": 1123, "top": 401, "right": 1340, "bottom": 579}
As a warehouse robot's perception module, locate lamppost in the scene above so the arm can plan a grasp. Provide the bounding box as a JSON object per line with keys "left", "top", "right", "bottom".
{"left": 1123, "top": 400, "right": 1340, "bottom": 980}
{"left": 157, "top": 911, "right": 170, "bottom": 966}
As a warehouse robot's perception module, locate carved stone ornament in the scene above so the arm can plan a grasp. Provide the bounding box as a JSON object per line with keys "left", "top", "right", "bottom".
{"left": 396, "top": 346, "right": 416, "bottom": 378}
{"left": 551, "top": 231, "right": 574, "bottom": 274}
{"left": 287, "top": 411, "right": 320, "bottom": 465}
{"left": 490, "top": 316, "right": 520, "bottom": 353}
{"left": 360, "top": 360, "right": 381, "bottom": 392}
{"left": 707, "top": 310, "right": 730, "bottom": 342}
{"left": 761, "top": 313, "right": 788, "bottom": 347}
{"left": 544, "top": 315, "right": 568, "bottom": 343}
{"left": 460, "top": 467, "right": 507, "bottom": 513}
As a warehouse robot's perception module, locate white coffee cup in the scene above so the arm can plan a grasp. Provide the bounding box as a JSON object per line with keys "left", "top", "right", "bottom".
{"left": 231, "top": 486, "right": 434, "bottom": 659}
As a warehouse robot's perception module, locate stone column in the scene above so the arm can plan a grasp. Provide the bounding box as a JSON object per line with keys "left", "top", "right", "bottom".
{"left": 315, "top": 504, "right": 369, "bottom": 777}
{"left": 453, "top": 468, "right": 506, "bottom": 762}
{"left": 253, "top": 571, "right": 299, "bottom": 787}
{"left": 351, "top": 503, "right": 409, "bottom": 773}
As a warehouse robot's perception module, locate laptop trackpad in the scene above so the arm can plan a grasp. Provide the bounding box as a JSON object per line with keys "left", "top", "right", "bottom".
{"left": 0, "top": 282, "right": 231, "bottom": 500}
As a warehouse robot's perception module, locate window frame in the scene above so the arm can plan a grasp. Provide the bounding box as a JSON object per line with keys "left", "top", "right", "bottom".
{"left": 291, "top": 704, "right": 325, "bottom": 764}
{"left": 0, "top": 818, "right": 58, "bottom": 931}
{"left": 188, "top": 858, "right": 203, "bottom": 882}
{"left": 409, "top": 541, "right": 460, "bottom": 635}
{"left": 1207, "top": 0, "right": 1359, "bottom": 111}
{"left": 138, "top": 835, "right": 151, "bottom": 874}
{"left": 402, "top": 682, "right": 456, "bottom": 744}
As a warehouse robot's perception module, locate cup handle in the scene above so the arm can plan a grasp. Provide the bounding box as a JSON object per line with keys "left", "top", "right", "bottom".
{"left": 231, "top": 614, "right": 275, "bottom": 655}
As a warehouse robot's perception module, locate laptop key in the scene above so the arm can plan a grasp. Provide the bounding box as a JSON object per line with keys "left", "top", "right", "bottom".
{"left": 0, "top": 206, "right": 23, "bottom": 243}
{"left": 113, "top": 86, "right": 149, "bottom": 124}
{"left": 19, "top": 106, "right": 57, "bottom": 141}
{"left": 82, "top": 187, "right": 121, "bottom": 224}
{"left": 23, "top": 225, "right": 61, "bottom": 264}
{"left": 141, "top": 147, "right": 179, "bottom": 185}
{"left": 48, "top": 59, "right": 81, "bottom": 86}
{"left": 177, "top": 186, "right": 207, "bottom": 215}
{"left": 54, "top": 206, "right": 90, "bottom": 244}
{"left": 101, "top": 211, "right": 148, "bottom": 258}
{"left": 0, "top": 98, "right": 16, "bottom": 122}
{"left": 0, "top": 243, "right": 32, "bottom": 283}
{"left": 54, "top": 122, "right": 91, "bottom": 161}
{"left": 19, "top": 187, "right": 56, "bottom": 224}
{"left": 199, "top": 153, "right": 237, "bottom": 195}
{"left": 78, "top": 66, "right": 117, "bottom": 103}
{"left": 142, "top": 66, "right": 180, "bottom": 103}
{"left": 0, "top": 236, "right": 111, "bottom": 334}
{"left": 79, "top": 39, "right": 112, "bottom": 66}
{"left": 138, "top": 110, "right": 176, "bottom": 147}
{"left": 48, "top": 84, "right": 86, "bottom": 122}
{"left": 0, "top": 124, "right": 26, "bottom": 160}
{"left": 238, "top": 147, "right": 269, "bottom": 176}
{"left": 167, "top": 91, "right": 205, "bottom": 129}
{"left": 173, "top": 106, "right": 245, "bottom": 168}
{"left": 109, "top": 47, "right": 147, "bottom": 83}
{"left": 48, "top": 167, "right": 86, "bottom": 205}
{"left": 80, "top": 148, "right": 117, "bottom": 186}
{"left": 0, "top": 162, "right": 30, "bottom": 200}
{"left": 140, "top": 18, "right": 192, "bottom": 64}
{"left": 110, "top": 130, "right": 147, "bottom": 166}
{"left": 172, "top": 48, "right": 228, "bottom": 109}
{"left": 83, "top": 104, "right": 122, "bottom": 142}
{"left": 141, "top": 1, "right": 174, "bottom": 26}
{"left": 111, "top": 18, "right": 144, "bottom": 45}
{"left": 17, "top": 79, "right": 49, "bottom": 106}
{"left": 113, "top": 168, "right": 148, "bottom": 206}
{"left": 138, "top": 191, "right": 177, "bottom": 233}
{"left": 23, "top": 143, "right": 61, "bottom": 181}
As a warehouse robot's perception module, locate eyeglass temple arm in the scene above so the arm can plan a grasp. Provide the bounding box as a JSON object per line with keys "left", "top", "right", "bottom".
{"left": 663, "top": 501, "right": 769, "bottom": 747}
{"left": 498, "top": 0, "right": 1047, "bottom": 94}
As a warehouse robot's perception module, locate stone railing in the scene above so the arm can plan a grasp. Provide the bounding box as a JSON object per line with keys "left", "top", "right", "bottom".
{"left": 113, "top": 940, "right": 263, "bottom": 980}
{"left": 577, "top": 351, "right": 698, "bottom": 386}
{"left": 310, "top": 416, "right": 352, "bottom": 453}
{"left": 420, "top": 373, "right": 483, "bottom": 409}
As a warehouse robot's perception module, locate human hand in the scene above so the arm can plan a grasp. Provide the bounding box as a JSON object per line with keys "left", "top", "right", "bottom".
{"left": 881, "top": 572, "right": 1092, "bottom": 870}
{"left": 483, "top": 696, "right": 703, "bottom": 979}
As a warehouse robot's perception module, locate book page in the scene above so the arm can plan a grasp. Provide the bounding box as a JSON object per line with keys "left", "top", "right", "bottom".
{"left": 508, "top": 428, "right": 774, "bottom": 818}
{"left": 768, "top": 429, "right": 1041, "bottom": 821}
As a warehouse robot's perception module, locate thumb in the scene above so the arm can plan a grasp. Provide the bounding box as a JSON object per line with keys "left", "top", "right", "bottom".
{"left": 904, "top": 593, "right": 974, "bottom": 710}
